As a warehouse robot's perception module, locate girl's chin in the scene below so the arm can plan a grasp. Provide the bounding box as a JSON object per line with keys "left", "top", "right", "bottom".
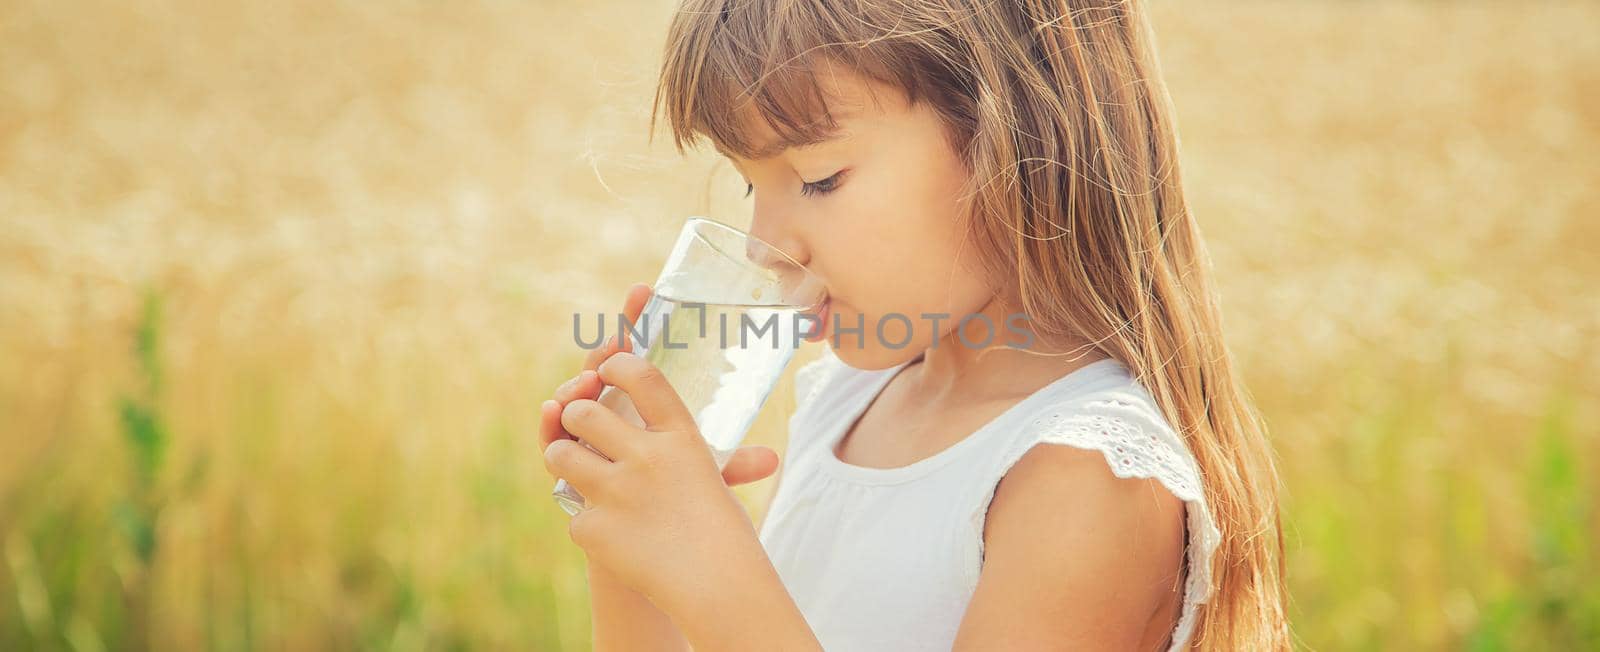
{"left": 827, "top": 339, "right": 925, "bottom": 372}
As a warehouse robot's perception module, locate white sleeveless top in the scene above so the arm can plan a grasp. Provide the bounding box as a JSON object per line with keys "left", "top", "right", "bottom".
{"left": 757, "top": 348, "right": 1221, "bottom": 651}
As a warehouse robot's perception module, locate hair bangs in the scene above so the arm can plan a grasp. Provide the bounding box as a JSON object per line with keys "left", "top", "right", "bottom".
{"left": 652, "top": 0, "right": 898, "bottom": 160}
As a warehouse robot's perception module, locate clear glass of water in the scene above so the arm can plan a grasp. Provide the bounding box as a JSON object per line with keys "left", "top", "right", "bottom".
{"left": 551, "top": 217, "right": 826, "bottom": 516}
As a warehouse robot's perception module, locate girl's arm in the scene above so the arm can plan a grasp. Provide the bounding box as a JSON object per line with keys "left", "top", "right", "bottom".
{"left": 588, "top": 465, "right": 803, "bottom": 652}
{"left": 585, "top": 431, "right": 790, "bottom": 648}
{"left": 544, "top": 326, "right": 816, "bottom": 651}
{"left": 647, "top": 541, "right": 822, "bottom": 652}
{"left": 952, "top": 443, "right": 1186, "bottom": 650}
{"left": 588, "top": 562, "right": 691, "bottom": 652}
{"left": 583, "top": 467, "right": 798, "bottom": 652}
{"left": 587, "top": 517, "right": 816, "bottom": 652}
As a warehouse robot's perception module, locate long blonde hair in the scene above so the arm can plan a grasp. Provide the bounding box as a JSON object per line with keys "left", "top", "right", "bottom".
{"left": 650, "top": 0, "right": 1290, "bottom": 648}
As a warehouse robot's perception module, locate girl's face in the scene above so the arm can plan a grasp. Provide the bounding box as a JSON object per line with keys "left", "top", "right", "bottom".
{"left": 722, "top": 63, "right": 995, "bottom": 371}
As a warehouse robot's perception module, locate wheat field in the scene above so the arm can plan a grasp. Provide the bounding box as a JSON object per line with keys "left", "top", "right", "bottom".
{"left": 1, "top": 0, "right": 1596, "bottom": 650}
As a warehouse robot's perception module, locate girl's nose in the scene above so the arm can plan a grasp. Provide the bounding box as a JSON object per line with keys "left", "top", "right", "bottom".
{"left": 744, "top": 228, "right": 822, "bottom": 308}
{"left": 744, "top": 236, "right": 806, "bottom": 280}
{"left": 747, "top": 204, "right": 809, "bottom": 269}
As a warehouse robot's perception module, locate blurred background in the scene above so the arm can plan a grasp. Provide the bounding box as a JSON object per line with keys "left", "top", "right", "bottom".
{"left": 1, "top": 0, "right": 1596, "bottom": 649}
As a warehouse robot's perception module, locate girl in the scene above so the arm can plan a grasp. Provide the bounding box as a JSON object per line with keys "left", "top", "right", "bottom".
{"left": 539, "top": 0, "right": 1289, "bottom": 649}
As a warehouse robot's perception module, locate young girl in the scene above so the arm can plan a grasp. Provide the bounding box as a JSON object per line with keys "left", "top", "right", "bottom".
{"left": 539, "top": 0, "right": 1289, "bottom": 649}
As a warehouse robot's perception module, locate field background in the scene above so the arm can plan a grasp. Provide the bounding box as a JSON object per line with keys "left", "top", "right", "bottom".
{"left": 2, "top": 0, "right": 1597, "bottom": 650}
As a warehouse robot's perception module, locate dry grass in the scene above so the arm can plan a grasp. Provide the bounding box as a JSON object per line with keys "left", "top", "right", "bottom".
{"left": 1, "top": 0, "right": 1596, "bottom": 649}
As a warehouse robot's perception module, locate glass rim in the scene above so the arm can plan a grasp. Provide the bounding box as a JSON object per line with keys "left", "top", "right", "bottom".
{"left": 682, "top": 216, "right": 826, "bottom": 307}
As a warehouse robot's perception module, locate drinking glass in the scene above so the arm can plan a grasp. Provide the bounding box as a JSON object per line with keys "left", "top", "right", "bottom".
{"left": 552, "top": 217, "right": 826, "bottom": 516}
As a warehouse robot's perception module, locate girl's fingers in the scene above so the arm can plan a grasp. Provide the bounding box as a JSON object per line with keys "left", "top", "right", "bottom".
{"left": 554, "top": 370, "right": 602, "bottom": 405}
{"left": 559, "top": 398, "right": 638, "bottom": 462}
{"left": 542, "top": 439, "right": 615, "bottom": 500}
{"left": 545, "top": 283, "right": 655, "bottom": 459}
{"left": 542, "top": 372, "right": 604, "bottom": 451}
{"left": 719, "top": 446, "right": 780, "bottom": 487}
{"left": 595, "top": 352, "right": 694, "bottom": 432}
{"left": 583, "top": 335, "right": 622, "bottom": 372}
{"left": 538, "top": 400, "right": 564, "bottom": 452}
{"left": 582, "top": 283, "right": 655, "bottom": 371}
{"left": 618, "top": 283, "right": 652, "bottom": 354}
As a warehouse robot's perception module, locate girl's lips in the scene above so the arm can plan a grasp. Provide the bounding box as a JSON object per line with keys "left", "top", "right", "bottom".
{"left": 804, "top": 298, "right": 831, "bottom": 342}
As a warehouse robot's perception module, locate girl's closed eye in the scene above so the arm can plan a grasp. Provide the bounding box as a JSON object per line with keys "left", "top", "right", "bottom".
{"left": 800, "top": 170, "right": 846, "bottom": 197}
{"left": 741, "top": 170, "right": 849, "bottom": 199}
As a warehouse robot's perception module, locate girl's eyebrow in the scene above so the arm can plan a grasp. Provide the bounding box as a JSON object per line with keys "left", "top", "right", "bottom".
{"left": 719, "top": 115, "right": 856, "bottom": 161}
{"left": 717, "top": 135, "right": 840, "bottom": 162}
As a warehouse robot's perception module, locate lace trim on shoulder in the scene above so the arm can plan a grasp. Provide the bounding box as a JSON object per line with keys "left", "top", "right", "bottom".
{"left": 1023, "top": 396, "right": 1222, "bottom": 652}
{"left": 1030, "top": 399, "right": 1203, "bottom": 501}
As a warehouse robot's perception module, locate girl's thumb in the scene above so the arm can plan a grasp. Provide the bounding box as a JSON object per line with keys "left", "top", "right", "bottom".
{"left": 719, "top": 445, "right": 780, "bottom": 487}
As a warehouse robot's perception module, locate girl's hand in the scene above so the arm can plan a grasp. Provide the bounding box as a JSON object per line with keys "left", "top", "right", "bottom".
{"left": 540, "top": 342, "right": 774, "bottom": 607}
{"left": 537, "top": 282, "right": 779, "bottom": 487}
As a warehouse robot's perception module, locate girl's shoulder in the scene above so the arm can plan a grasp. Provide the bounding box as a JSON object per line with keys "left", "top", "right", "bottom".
{"left": 990, "top": 370, "right": 1223, "bottom": 649}
{"left": 1011, "top": 379, "right": 1207, "bottom": 503}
